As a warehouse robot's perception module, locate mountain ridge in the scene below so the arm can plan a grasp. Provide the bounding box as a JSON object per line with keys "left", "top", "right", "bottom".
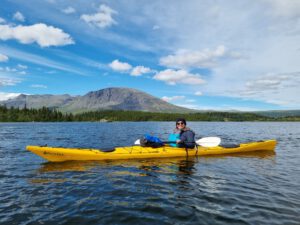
{"left": 1, "top": 87, "right": 299, "bottom": 116}
{"left": 0, "top": 87, "right": 195, "bottom": 113}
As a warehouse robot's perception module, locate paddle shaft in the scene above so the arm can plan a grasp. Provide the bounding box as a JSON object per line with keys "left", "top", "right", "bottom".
{"left": 161, "top": 141, "right": 195, "bottom": 144}
{"left": 134, "top": 136, "right": 221, "bottom": 147}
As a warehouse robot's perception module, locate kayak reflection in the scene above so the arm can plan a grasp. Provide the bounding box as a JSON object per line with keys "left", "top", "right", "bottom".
{"left": 38, "top": 150, "right": 275, "bottom": 174}
{"left": 38, "top": 157, "right": 196, "bottom": 174}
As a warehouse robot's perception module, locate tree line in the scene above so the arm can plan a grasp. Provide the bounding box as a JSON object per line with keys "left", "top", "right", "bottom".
{"left": 0, "top": 105, "right": 299, "bottom": 122}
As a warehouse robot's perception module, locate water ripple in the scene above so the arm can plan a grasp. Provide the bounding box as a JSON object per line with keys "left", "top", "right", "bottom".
{"left": 0, "top": 122, "right": 299, "bottom": 224}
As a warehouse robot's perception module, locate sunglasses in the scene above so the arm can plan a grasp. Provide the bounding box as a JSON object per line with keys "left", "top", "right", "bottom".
{"left": 176, "top": 122, "right": 185, "bottom": 125}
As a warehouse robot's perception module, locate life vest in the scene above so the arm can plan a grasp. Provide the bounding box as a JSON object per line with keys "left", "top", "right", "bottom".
{"left": 168, "top": 133, "right": 180, "bottom": 147}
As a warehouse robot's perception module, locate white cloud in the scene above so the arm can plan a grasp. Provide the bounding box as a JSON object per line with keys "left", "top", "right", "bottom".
{"left": 194, "top": 91, "right": 202, "bottom": 96}
{"left": 0, "top": 77, "right": 21, "bottom": 86}
{"left": 174, "top": 102, "right": 261, "bottom": 111}
{"left": 160, "top": 46, "right": 242, "bottom": 69}
{"left": 17, "top": 64, "right": 27, "bottom": 69}
{"left": 46, "top": 0, "right": 56, "bottom": 3}
{"left": 0, "top": 17, "right": 5, "bottom": 24}
{"left": 243, "top": 72, "right": 299, "bottom": 94}
{"left": 13, "top": 11, "right": 25, "bottom": 22}
{"left": 186, "top": 99, "right": 196, "bottom": 103}
{"left": 0, "top": 53, "right": 9, "bottom": 62}
{"left": 153, "top": 69, "right": 205, "bottom": 85}
{"left": 0, "top": 23, "right": 74, "bottom": 47}
{"left": 208, "top": 71, "right": 300, "bottom": 108}
{"left": 153, "top": 25, "right": 160, "bottom": 30}
{"left": 0, "top": 46, "right": 85, "bottom": 75}
{"left": 161, "top": 95, "right": 185, "bottom": 102}
{"left": 0, "top": 92, "right": 21, "bottom": 101}
{"left": 31, "top": 84, "right": 47, "bottom": 88}
{"left": 107, "top": 60, "right": 152, "bottom": 76}
{"left": 0, "top": 65, "right": 27, "bottom": 76}
{"left": 265, "top": 0, "right": 300, "bottom": 18}
{"left": 111, "top": 1, "right": 299, "bottom": 104}
{"left": 176, "top": 103, "right": 202, "bottom": 110}
{"left": 0, "top": 1, "right": 299, "bottom": 109}
{"left": 0, "top": 67, "right": 17, "bottom": 72}
{"left": 46, "top": 70, "right": 57, "bottom": 74}
{"left": 109, "top": 59, "right": 132, "bottom": 71}
{"left": 62, "top": 7, "right": 76, "bottom": 14}
{"left": 80, "top": 4, "right": 117, "bottom": 28}
{"left": 130, "top": 66, "right": 151, "bottom": 76}
{"left": 181, "top": 104, "right": 262, "bottom": 111}
{"left": 139, "top": 1, "right": 299, "bottom": 106}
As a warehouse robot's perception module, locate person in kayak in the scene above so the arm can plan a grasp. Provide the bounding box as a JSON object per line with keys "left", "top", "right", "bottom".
{"left": 169, "top": 118, "right": 195, "bottom": 148}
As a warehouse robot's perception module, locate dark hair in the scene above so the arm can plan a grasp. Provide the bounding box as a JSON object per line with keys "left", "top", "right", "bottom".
{"left": 176, "top": 118, "right": 186, "bottom": 125}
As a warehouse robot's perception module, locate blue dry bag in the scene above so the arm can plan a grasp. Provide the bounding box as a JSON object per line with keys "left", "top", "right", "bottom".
{"left": 140, "top": 134, "right": 164, "bottom": 147}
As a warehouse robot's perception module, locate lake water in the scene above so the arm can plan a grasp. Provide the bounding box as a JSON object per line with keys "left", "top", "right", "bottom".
{"left": 0, "top": 122, "right": 299, "bottom": 225}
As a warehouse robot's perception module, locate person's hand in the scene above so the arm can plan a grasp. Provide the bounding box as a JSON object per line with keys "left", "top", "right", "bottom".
{"left": 176, "top": 140, "right": 181, "bottom": 144}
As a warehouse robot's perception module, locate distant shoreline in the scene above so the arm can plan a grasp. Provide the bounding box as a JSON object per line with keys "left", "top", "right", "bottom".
{"left": 1, "top": 106, "right": 299, "bottom": 122}
{"left": 1, "top": 121, "right": 300, "bottom": 123}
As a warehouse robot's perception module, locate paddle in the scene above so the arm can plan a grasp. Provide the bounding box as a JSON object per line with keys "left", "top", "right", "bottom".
{"left": 134, "top": 137, "right": 221, "bottom": 147}
{"left": 195, "top": 137, "right": 221, "bottom": 147}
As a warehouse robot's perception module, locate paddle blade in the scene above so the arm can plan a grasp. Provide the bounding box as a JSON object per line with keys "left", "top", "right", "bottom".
{"left": 134, "top": 139, "right": 141, "bottom": 145}
{"left": 196, "top": 137, "right": 221, "bottom": 147}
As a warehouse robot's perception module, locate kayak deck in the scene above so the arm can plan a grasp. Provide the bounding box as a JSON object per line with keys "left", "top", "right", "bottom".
{"left": 26, "top": 140, "right": 277, "bottom": 162}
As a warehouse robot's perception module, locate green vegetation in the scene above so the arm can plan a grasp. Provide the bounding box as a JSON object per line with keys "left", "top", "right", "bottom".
{"left": 0, "top": 106, "right": 299, "bottom": 122}
{"left": 254, "top": 110, "right": 300, "bottom": 118}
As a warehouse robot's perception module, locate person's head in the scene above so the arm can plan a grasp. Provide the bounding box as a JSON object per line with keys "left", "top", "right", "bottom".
{"left": 176, "top": 118, "right": 186, "bottom": 129}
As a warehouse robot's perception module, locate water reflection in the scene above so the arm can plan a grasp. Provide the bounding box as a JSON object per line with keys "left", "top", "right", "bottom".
{"left": 37, "top": 150, "right": 275, "bottom": 174}
{"left": 198, "top": 150, "right": 276, "bottom": 161}
{"left": 178, "top": 159, "right": 196, "bottom": 175}
{"left": 38, "top": 157, "right": 195, "bottom": 174}
{"left": 38, "top": 161, "right": 97, "bottom": 173}
{"left": 2, "top": 122, "right": 299, "bottom": 225}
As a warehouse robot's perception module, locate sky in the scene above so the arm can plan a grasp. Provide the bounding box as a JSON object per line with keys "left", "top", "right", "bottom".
{"left": 0, "top": 0, "right": 299, "bottom": 111}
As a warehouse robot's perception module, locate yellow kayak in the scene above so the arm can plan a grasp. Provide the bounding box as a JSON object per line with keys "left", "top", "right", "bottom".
{"left": 26, "top": 140, "right": 276, "bottom": 162}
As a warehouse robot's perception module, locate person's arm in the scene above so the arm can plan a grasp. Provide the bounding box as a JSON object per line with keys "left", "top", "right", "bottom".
{"left": 176, "top": 132, "right": 187, "bottom": 144}
{"left": 177, "top": 131, "right": 195, "bottom": 145}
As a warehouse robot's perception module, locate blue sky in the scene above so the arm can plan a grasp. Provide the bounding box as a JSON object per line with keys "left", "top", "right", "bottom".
{"left": 0, "top": 0, "right": 299, "bottom": 111}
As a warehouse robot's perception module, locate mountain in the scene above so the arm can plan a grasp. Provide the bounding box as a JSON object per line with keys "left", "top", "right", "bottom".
{"left": 1, "top": 94, "right": 75, "bottom": 109}
{"left": 0, "top": 87, "right": 195, "bottom": 113}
